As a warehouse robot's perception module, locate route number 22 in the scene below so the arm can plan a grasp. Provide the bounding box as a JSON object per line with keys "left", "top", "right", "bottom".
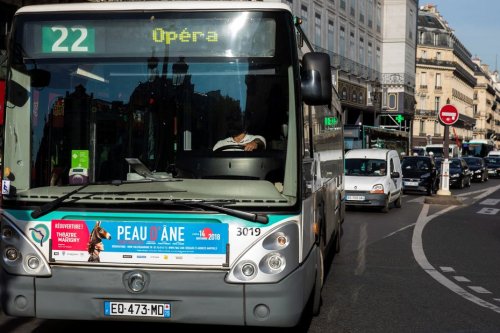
{"left": 42, "top": 26, "right": 95, "bottom": 53}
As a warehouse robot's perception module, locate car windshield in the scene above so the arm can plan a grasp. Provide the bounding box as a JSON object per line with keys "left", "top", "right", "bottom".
{"left": 345, "top": 158, "right": 387, "bottom": 176}
{"left": 485, "top": 157, "right": 500, "bottom": 165}
{"left": 402, "top": 158, "right": 431, "bottom": 171}
{"left": 463, "top": 158, "right": 481, "bottom": 166}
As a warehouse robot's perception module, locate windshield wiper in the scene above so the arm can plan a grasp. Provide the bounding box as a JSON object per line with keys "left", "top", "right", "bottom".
{"left": 162, "top": 199, "right": 269, "bottom": 224}
{"left": 30, "top": 179, "right": 184, "bottom": 219}
{"left": 31, "top": 184, "right": 90, "bottom": 219}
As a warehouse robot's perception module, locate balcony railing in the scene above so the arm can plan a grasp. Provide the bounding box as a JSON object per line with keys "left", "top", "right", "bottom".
{"left": 314, "top": 45, "right": 381, "bottom": 82}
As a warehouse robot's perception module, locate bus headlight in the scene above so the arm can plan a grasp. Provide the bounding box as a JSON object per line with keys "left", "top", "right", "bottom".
{"left": 5, "top": 247, "right": 19, "bottom": 261}
{"left": 260, "top": 253, "right": 285, "bottom": 274}
{"left": 0, "top": 217, "right": 51, "bottom": 276}
{"left": 226, "top": 222, "right": 299, "bottom": 283}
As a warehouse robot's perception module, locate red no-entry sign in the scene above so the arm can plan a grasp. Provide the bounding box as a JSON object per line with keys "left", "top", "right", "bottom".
{"left": 439, "top": 104, "right": 459, "bottom": 125}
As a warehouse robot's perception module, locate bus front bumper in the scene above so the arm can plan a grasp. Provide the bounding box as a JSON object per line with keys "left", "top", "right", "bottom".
{"left": 0, "top": 249, "right": 317, "bottom": 327}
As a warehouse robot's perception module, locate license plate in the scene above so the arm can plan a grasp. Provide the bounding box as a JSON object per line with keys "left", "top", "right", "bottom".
{"left": 404, "top": 181, "right": 419, "bottom": 186}
{"left": 347, "top": 195, "right": 365, "bottom": 201}
{"left": 104, "top": 301, "right": 171, "bottom": 318}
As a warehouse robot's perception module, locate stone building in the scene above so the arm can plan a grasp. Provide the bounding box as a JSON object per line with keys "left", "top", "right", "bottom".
{"left": 414, "top": 3, "right": 499, "bottom": 149}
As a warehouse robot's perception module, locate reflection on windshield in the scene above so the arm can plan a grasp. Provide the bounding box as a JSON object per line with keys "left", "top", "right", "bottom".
{"left": 345, "top": 158, "right": 386, "bottom": 176}
{"left": 17, "top": 57, "right": 290, "bottom": 188}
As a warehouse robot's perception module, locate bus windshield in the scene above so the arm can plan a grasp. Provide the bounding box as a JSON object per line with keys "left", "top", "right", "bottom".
{"left": 5, "top": 11, "right": 296, "bottom": 203}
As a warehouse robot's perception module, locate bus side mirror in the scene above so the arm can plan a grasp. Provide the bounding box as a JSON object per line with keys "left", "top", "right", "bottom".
{"left": 301, "top": 52, "right": 332, "bottom": 105}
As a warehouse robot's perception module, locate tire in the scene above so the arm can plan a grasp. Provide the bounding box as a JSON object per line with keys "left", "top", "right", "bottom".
{"left": 394, "top": 194, "right": 402, "bottom": 208}
{"left": 381, "top": 198, "right": 389, "bottom": 213}
{"left": 426, "top": 184, "right": 433, "bottom": 196}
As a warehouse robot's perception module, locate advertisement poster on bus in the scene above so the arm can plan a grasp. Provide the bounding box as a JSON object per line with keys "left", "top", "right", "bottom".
{"left": 50, "top": 219, "right": 228, "bottom": 266}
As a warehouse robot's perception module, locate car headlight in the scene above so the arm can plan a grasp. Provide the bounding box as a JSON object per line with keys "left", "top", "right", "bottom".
{"left": 421, "top": 173, "right": 430, "bottom": 178}
{"left": 370, "top": 184, "right": 384, "bottom": 194}
{"left": 450, "top": 173, "right": 459, "bottom": 178}
{"left": 474, "top": 170, "right": 481, "bottom": 174}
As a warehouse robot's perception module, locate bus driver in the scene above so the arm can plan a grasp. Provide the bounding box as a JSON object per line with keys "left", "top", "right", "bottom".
{"left": 213, "top": 126, "right": 266, "bottom": 152}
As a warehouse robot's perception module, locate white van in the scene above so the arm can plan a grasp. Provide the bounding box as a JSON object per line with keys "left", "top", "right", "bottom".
{"left": 344, "top": 148, "right": 403, "bottom": 212}
{"left": 425, "top": 144, "right": 461, "bottom": 158}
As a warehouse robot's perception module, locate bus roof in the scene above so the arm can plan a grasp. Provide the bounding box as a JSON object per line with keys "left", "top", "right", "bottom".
{"left": 16, "top": 1, "right": 292, "bottom": 14}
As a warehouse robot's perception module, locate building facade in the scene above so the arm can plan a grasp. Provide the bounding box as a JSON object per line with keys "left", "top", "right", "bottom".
{"left": 414, "top": 4, "right": 500, "bottom": 149}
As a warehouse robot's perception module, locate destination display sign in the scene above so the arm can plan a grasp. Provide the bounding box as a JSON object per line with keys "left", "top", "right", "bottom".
{"left": 21, "top": 15, "right": 277, "bottom": 58}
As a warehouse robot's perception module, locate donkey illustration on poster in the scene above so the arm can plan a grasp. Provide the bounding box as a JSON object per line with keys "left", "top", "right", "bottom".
{"left": 87, "top": 221, "right": 112, "bottom": 263}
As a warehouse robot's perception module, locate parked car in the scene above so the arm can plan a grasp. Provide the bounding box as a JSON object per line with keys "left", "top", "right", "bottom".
{"left": 448, "top": 158, "right": 472, "bottom": 189}
{"left": 484, "top": 156, "right": 500, "bottom": 178}
{"left": 345, "top": 148, "right": 403, "bottom": 213}
{"left": 401, "top": 156, "right": 439, "bottom": 195}
{"left": 462, "top": 156, "right": 488, "bottom": 182}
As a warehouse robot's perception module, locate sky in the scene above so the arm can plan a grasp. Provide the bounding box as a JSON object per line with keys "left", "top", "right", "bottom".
{"left": 424, "top": 0, "right": 500, "bottom": 71}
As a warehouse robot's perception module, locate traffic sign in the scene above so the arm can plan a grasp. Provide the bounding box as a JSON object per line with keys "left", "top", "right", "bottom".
{"left": 438, "top": 104, "right": 459, "bottom": 125}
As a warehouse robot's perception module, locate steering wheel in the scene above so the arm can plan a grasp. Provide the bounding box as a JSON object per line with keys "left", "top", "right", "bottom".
{"left": 214, "top": 144, "right": 246, "bottom": 152}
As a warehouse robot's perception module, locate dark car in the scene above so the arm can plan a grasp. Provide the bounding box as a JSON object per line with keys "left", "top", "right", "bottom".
{"left": 448, "top": 158, "right": 472, "bottom": 189}
{"left": 484, "top": 156, "right": 500, "bottom": 178}
{"left": 462, "top": 156, "right": 488, "bottom": 182}
{"left": 401, "top": 156, "right": 439, "bottom": 195}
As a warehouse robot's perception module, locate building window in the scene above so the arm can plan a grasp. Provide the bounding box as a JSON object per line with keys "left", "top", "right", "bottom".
{"left": 434, "top": 96, "right": 440, "bottom": 112}
{"left": 408, "top": 9, "right": 414, "bottom": 40}
{"left": 376, "top": 46, "right": 380, "bottom": 71}
{"left": 301, "top": 5, "right": 308, "bottom": 34}
{"left": 376, "top": 3, "right": 381, "bottom": 33}
{"left": 349, "top": 30, "right": 356, "bottom": 59}
{"left": 339, "top": 26, "right": 346, "bottom": 56}
{"left": 434, "top": 121, "right": 440, "bottom": 135}
{"left": 315, "top": 13, "right": 321, "bottom": 47}
{"left": 359, "top": 0, "right": 365, "bottom": 24}
{"left": 421, "top": 50, "right": 427, "bottom": 59}
{"left": 350, "top": 0, "right": 356, "bottom": 17}
{"left": 340, "top": 0, "right": 346, "bottom": 10}
{"left": 328, "top": 19, "right": 335, "bottom": 53}
{"left": 367, "top": 41, "right": 373, "bottom": 69}
{"left": 419, "top": 96, "right": 425, "bottom": 112}
{"left": 367, "top": 0, "right": 373, "bottom": 28}
{"left": 419, "top": 120, "right": 425, "bottom": 135}
{"left": 388, "top": 93, "right": 397, "bottom": 110}
{"left": 359, "top": 36, "right": 364, "bottom": 65}
{"left": 420, "top": 72, "right": 427, "bottom": 88}
{"left": 435, "top": 73, "right": 442, "bottom": 89}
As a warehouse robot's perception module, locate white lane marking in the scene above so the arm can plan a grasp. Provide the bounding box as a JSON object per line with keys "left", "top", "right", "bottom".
{"left": 412, "top": 204, "right": 500, "bottom": 314}
{"left": 453, "top": 276, "right": 470, "bottom": 282}
{"left": 468, "top": 286, "right": 492, "bottom": 294}
{"left": 480, "top": 199, "right": 500, "bottom": 205}
{"left": 477, "top": 208, "right": 500, "bottom": 215}
{"left": 440, "top": 266, "right": 455, "bottom": 273}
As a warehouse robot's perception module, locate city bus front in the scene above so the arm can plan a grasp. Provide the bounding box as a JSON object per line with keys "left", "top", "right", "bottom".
{"left": 0, "top": 2, "right": 331, "bottom": 327}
